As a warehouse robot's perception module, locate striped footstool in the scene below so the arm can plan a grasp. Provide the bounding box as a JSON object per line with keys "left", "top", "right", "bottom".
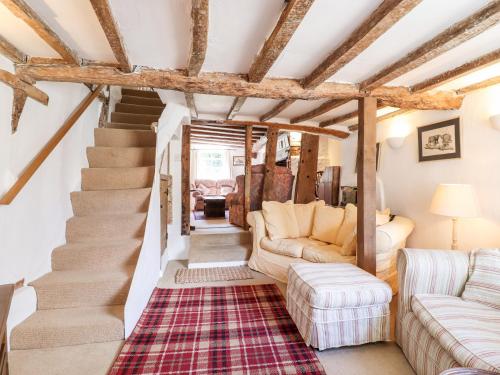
{"left": 287, "top": 263, "right": 392, "bottom": 350}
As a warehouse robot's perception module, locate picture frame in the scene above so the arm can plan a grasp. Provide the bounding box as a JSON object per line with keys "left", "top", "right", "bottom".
{"left": 233, "top": 156, "right": 245, "bottom": 166}
{"left": 417, "top": 118, "right": 461, "bottom": 162}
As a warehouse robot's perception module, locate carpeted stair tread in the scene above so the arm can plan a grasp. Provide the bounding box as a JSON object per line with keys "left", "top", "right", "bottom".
{"left": 10, "top": 305, "right": 125, "bottom": 350}
{"left": 52, "top": 238, "right": 143, "bottom": 271}
{"left": 81, "top": 166, "right": 154, "bottom": 190}
{"left": 121, "top": 88, "right": 159, "bottom": 98}
{"left": 87, "top": 146, "right": 155, "bottom": 168}
{"left": 66, "top": 213, "right": 146, "bottom": 242}
{"left": 94, "top": 128, "right": 156, "bottom": 147}
{"left": 71, "top": 188, "right": 151, "bottom": 216}
{"left": 120, "top": 95, "right": 163, "bottom": 106}
{"left": 30, "top": 267, "right": 134, "bottom": 309}
{"left": 115, "top": 102, "right": 164, "bottom": 115}
{"left": 111, "top": 112, "right": 160, "bottom": 124}
{"left": 105, "top": 122, "right": 153, "bottom": 130}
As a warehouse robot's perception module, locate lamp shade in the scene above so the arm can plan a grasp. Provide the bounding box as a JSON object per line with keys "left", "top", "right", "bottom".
{"left": 430, "top": 184, "right": 479, "bottom": 218}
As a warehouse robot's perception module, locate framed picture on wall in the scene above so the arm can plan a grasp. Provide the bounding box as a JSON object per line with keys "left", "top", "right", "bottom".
{"left": 233, "top": 156, "right": 245, "bottom": 166}
{"left": 417, "top": 118, "right": 460, "bottom": 162}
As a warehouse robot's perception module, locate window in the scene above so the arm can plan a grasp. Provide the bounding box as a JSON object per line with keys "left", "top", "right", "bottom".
{"left": 195, "top": 150, "right": 230, "bottom": 179}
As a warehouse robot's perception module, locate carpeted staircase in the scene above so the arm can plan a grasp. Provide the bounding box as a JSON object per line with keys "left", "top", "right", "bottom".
{"left": 9, "top": 88, "right": 164, "bottom": 366}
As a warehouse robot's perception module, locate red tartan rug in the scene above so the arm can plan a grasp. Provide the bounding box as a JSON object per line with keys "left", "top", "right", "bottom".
{"left": 109, "top": 284, "right": 325, "bottom": 374}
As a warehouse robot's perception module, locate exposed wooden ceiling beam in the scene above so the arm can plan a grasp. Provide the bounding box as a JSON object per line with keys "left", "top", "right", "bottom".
{"left": 11, "top": 88, "right": 27, "bottom": 133}
{"left": 0, "top": 0, "right": 79, "bottom": 64}
{"left": 90, "top": 0, "right": 131, "bottom": 72}
{"left": 290, "top": 99, "right": 350, "bottom": 123}
{"left": 361, "top": 1, "right": 500, "bottom": 90}
{"left": 0, "top": 34, "right": 26, "bottom": 63}
{"left": 191, "top": 139, "right": 248, "bottom": 147}
{"left": 260, "top": 99, "right": 295, "bottom": 121}
{"left": 457, "top": 75, "right": 500, "bottom": 94}
{"left": 191, "top": 127, "right": 262, "bottom": 137}
{"left": 191, "top": 130, "right": 260, "bottom": 140}
{"left": 184, "top": 92, "right": 198, "bottom": 118}
{"left": 192, "top": 119, "right": 351, "bottom": 139}
{"left": 348, "top": 108, "right": 413, "bottom": 131}
{"left": 261, "top": 0, "right": 421, "bottom": 122}
{"left": 191, "top": 124, "right": 267, "bottom": 133}
{"left": 227, "top": 0, "right": 314, "bottom": 119}
{"left": 0, "top": 69, "right": 48, "bottom": 104}
{"left": 191, "top": 134, "right": 259, "bottom": 143}
{"left": 16, "top": 64, "right": 463, "bottom": 110}
{"left": 187, "top": 0, "right": 209, "bottom": 76}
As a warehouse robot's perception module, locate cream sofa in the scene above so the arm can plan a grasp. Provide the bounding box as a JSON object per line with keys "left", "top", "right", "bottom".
{"left": 247, "top": 202, "right": 414, "bottom": 291}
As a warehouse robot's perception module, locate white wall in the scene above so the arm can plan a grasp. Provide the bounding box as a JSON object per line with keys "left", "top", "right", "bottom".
{"left": 0, "top": 55, "right": 101, "bottom": 285}
{"left": 339, "top": 85, "right": 500, "bottom": 250}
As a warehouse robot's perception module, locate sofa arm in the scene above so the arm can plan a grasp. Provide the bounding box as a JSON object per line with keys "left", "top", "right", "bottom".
{"left": 246, "top": 211, "right": 266, "bottom": 254}
{"left": 376, "top": 216, "right": 414, "bottom": 254}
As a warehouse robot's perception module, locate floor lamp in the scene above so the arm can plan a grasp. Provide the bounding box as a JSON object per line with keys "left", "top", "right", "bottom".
{"left": 430, "top": 184, "right": 479, "bottom": 250}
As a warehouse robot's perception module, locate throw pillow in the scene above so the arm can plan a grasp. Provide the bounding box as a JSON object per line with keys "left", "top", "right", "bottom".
{"left": 376, "top": 208, "right": 391, "bottom": 226}
{"left": 294, "top": 200, "right": 325, "bottom": 237}
{"left": 341, "top": 230, "right": 357, "bottom": 256}
{"left": 461, "top": 248, "right": 500, "bottom": 309}
{"left": 335, "top": 203, "right": 357, "bottom": 246}
{"left": 262, "top": 201, "right": 300, "bottom": 240}
{"left": 198, "top": 183, "right": 209, "bottom": 195}
{"left": 310, "top": 205, "right": 345, "bottom": 244}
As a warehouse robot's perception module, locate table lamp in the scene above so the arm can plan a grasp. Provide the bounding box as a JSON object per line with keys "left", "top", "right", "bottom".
{"left": 430, "top": 184, "right": 479, "bottom": 250}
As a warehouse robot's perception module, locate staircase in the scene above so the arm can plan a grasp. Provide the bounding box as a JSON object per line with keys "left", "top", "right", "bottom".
{"left": 8, "top": 88, "right": 164, "bottom": 372}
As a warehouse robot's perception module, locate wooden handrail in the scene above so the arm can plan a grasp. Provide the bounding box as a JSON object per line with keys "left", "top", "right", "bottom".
{"left": 0, "top": 85, "right": 104, "bottom": 205}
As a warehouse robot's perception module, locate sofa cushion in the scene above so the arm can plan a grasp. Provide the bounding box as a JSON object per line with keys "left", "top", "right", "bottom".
{"left": 294, "top": 200, "right": 325, "bottom": 237}
{"left": 376, "top": 208, "right": 391, "bottom": 226}
{"left": 260, "top": 237, "right": 326, "bottom": 258}
{"left": 340, "top": 230, "right": 357, "bottom": 256}
{"left": 336, "top": 203, "right": 357, "bottom": 246}
{"left": 302, "top": 244, "right": 356, "bottom": 264}
{"left": 288, "top": 263, "right": 392, "bottom": 309}
{"left": 310, "top": 205, "right": 344, "bottom": 243}
{"left": 412, "top": 294, "right": 500, "bottom": 372}
{"left": 262, "top": 201, "right": 300, "bottom": 240}
{"left": 462, "top": 248, "right": 500, "bottom": 309}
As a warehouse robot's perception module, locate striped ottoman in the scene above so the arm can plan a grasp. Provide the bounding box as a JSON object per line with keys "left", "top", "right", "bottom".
{"left": 287, "top": 263, "right": 392, "bottom": 350}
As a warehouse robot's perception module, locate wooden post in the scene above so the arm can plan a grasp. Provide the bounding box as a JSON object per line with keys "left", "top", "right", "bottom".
{"left": 181, "top": 125, "right": 191, "bottom": 235}
{"left": 294, "top": 133, "right": 319, "bottom": 203}
{"left": 262, "top": 128, "right": 278, "bottom": 201}
{"left": 357, "top": 97, "right": 377, "bottom": 275}
{"left": 243, "top": 126, "right": 252, "bottom": 230}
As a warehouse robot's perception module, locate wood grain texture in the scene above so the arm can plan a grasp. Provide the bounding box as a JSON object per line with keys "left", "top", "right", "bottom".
{"left": 226, "top": 97, "right": 247, "bottom": 120}
{"left": 16, "top": 64, "right": 463, "bottom": 109}
{"left": 0, "top": 85, "right": 103, "bottom": 205}
{"left": 0, "top": 69, "right": 48, "bottom": 104}
{"left": 302, "top": 0, "right": 422, "bottom": 89}
{"left": 294, "top": 133, "right": 319, "bottom": 204}
{"left": 11, "top": 88, "right": 27, "bottom": 133}
{"left": 291, "top": 99, "right": 350, "bottom": 123}
{"left": 184, "top": 92, "right": 198, "bottom": 118}
{"left": 191, "top": 129, "right": 259, "bottom": 139}
{"left": 191, "top": 124, "right": 267, "bottom": 135}
{"left": 357, "top": 97, "right": 377, "bottom": 275}
{"left": 361, "top": 1, "right": 500, "bottom": 90}
{"left": 260, "top": 99, "right": 295, "bottom": 121}
{"left": 0, "top": 34, "right": 26, "bottom": 63}
{"left": 262, "top": 128, "right": 278, "bottom": 202}
{"left": 0, "top": 0, "right": 79, "bottom": 63}
{"left": 181, "top": 125, "right": 191, "bottom": 235}
{"left": 187, "top": 0, "right": 209, "bottom": 76}
{"left": 244, "top": 126, "right": 252, "bottom": 230}
{"left": 90, "top": 0, "right": 131, "bottom": 72}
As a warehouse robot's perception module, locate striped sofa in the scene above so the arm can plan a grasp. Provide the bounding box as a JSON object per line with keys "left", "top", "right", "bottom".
{"left": 397, "top": 248, "right": 500, "bottom": 375}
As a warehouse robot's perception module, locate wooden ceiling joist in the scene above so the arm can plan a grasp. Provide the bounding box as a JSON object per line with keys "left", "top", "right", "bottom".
{"left": 191, "top": 130, "right": 260, "bottom": 140}
{"left": 184, "top": 92, "right": 198, "bottom": 118}
{"left": 191, "top": 124, "right": 267, "bottom": 134}
{"left": 227, "top": 0, "right": 314, "bottom": 120}
{"left": 0, "top": 69, "right": 48, "bottom": 104}
{"left": 90, "top": 0, "right": 131, "bottom": 72}
{"left": 260, "top": 99, "right": 294, "bottom": 121}
{"left": 261, "top": 0, "right": 421, "bottom": 121}
{"left": 290, "top": 99, "right": 350, "bottom": 123}
{"left": 361, "top": 1, "right": 500, "bottom": 90}
{"left": 0, "top": 0, "right": 79, "bottom": 64}
{"left": 16, "top": 64, "right": 464, "bottom": 110}
{"left": 191, "top": 128, "right": 262, "bottom": 138}
{"left": 187, "top": 0, "right": 209, "bottom": 76}
{"left": 0, "top": 34, "right": 26, "bottom": 63}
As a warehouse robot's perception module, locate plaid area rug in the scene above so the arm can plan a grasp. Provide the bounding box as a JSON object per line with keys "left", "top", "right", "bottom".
{"left": 175, "top": 266, "right": 254, "bottom": 284}
{"left": 109, "top": 285, "right": 325, "bottom": 374}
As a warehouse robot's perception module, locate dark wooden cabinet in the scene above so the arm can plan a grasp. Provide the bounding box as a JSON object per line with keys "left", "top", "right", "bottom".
{"left": 317, "top": 166, "right": 341, "bottom": 206}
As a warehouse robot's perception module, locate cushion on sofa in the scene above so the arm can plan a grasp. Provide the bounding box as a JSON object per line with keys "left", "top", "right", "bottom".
{"left": 340, "top": 230, "right": 357, "bottom": 256}
{"left": 262, "top": 201, "right": 300, "bottom": 240}
{"left": 376, "top": 208, "right": 391, "bottom": 226}
{"left": 411, "top": 294, "right": 500, "bottom": 372}
{"left": 302, "top": 244, "right": 356, "bottom": 264}
{"left": 310, "top": 205, "right": 345, "bottom": 243}
{"left": 260, "top": 237, "right": 326, "bottom": 258}
{"left": 293, "top": 200, "right": 325, "bottom": 237}
{"left": 335, "top": 203, "right": 357, "bottom": 246}
{"left": 462, "top": 248, "right": 500, "bottom": 309}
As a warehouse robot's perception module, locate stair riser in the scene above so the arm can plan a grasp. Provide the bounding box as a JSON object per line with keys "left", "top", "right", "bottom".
{"left": 190, "top": 232, "right": 251, "bottom": 247}
{"left": 71, "top": 189, "right": 151, "bottom": 216}
{"left": 121, "top": 89, "right": 159, "bottom": 98}
{"left": 106, "top": 122, "right": 152, "bottom": 131}
{"left": 121, "top": 95, "right": 163, "bottom": 106}
{"left": 94, "top": 128, "right": 156, "bottom": 147}
{"left": 52, "top": 245, "right": 140, "bottom": 271}
{"left": 81, "top": 167, "right": 154, "bottom": 191}
{"left": 66, "top": 215, "right": 146, "bottom": 242}
{"left": 87, "top": 147, "right": 155, "bottom": 168}
{"left": 115, "top": 103, "right": 164, "bottom": 115}
{"left": 111, "top": 112, "right": 160, "bottom": 124}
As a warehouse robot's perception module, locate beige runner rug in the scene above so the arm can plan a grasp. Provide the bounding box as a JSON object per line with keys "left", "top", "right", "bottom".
{"left": 175, "top": 266, "right": 254, "bottom": 284}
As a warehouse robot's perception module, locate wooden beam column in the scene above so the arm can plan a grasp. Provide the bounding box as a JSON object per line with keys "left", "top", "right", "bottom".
{"left": 243, "top": 126, "right": 253, "bottom": 230}
{"left": 357, "top": 97, "right": 377, "bottom": 275}
{"left": 294, "top": 133, "right": 319, "bottom": 203}
{"left": 181, "top": 125, "right": 191, "bottom": 235}
{"left": 262, "top": 128, "right": 278, "bottom": 201}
